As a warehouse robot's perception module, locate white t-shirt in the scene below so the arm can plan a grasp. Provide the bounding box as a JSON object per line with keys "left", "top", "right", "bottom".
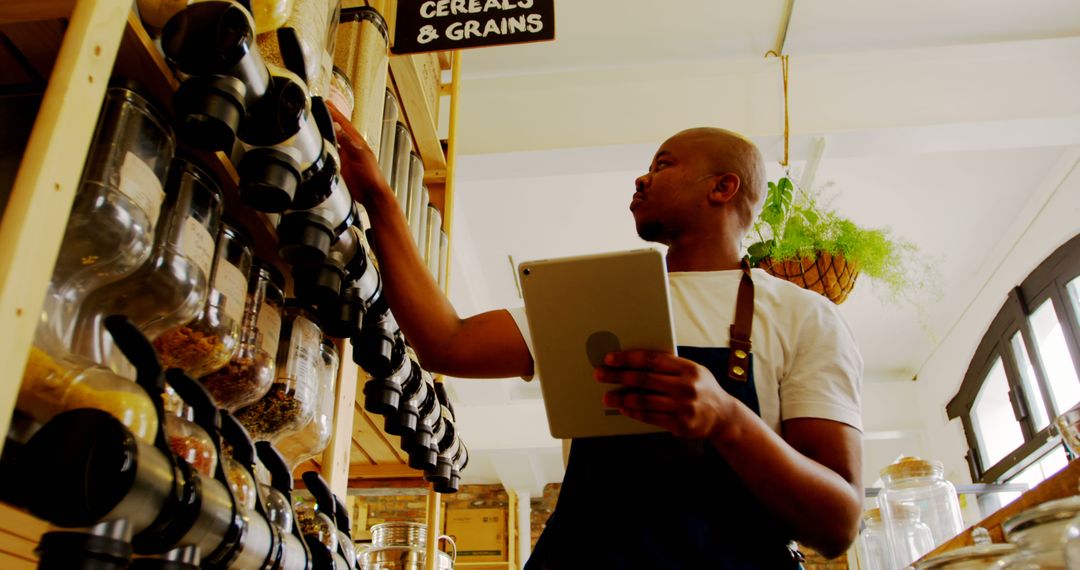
{"left": 507, "top": 268, "right": 864, "bottom": 433}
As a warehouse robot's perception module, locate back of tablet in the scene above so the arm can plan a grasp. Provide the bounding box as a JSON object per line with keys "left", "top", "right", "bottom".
{"left": 519, "top": 248, "right": 676, "bottom": 439}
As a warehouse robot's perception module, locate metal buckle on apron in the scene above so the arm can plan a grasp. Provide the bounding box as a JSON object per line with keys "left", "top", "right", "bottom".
{"left": 787, "top": 540, "right": 806, "bottom": 563}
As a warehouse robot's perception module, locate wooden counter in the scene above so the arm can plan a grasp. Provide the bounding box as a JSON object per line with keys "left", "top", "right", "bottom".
{"left": 915, "top": 458, "right": 1080, "bottom": 563}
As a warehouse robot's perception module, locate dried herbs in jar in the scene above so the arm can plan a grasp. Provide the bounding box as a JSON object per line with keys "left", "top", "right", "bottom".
{"left": 200, "top": 260, "right": 285, "bottom": 411}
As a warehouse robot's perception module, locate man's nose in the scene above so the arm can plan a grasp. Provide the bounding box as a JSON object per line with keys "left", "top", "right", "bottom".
{"left": 635, "top": 174, "right": 648, "bottom": 192}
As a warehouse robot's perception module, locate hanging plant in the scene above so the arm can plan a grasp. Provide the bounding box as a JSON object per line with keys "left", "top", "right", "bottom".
{"left": 745, "top": 176, "right": 928, "bottom": 304}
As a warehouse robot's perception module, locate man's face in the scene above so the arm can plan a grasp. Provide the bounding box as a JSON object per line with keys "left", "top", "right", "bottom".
{"left": 631, "top": 134, "right": 711, "bottom": 244}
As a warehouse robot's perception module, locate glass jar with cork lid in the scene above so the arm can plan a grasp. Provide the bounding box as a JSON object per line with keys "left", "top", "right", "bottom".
{"left": 880, "top": 457, "right": 964, "bottom": 567}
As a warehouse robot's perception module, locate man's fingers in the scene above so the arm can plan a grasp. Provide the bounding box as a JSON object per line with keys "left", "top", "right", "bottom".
{"left": 603, "top": 350, "right": 689, "bottom": 374}
{"left": 603, "top": 388, "right": 678, "bottom": 413}
{"left": 618, "top": 408, "right": 681, "bottom": 433}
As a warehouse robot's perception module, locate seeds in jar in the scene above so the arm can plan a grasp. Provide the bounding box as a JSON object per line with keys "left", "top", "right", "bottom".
{"left": 199, "top": 347, "right": 276, "bottom": 411}
{"left": 235, "top": 383, "right": 305, "bottom": 440}
{"left": 169, "top": 433, "right": 216, "bottom": 477}
{"left": 154, "top": 325, "right": 231, "bottom": 376}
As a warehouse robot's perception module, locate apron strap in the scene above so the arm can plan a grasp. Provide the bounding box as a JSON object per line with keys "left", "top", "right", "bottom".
{"left": 727, "top": 258, "right": 755, "bottom": 382}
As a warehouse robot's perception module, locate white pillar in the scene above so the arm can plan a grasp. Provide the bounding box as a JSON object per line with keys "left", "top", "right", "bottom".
{"left": 516, "top": 490, "right": 531, "bottom": 568}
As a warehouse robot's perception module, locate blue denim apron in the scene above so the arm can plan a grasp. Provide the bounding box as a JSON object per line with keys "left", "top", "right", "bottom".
{"left": 525, "top": 262, "right": 803, "bottom": 569}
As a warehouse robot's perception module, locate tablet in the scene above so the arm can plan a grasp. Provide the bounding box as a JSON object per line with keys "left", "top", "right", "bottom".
{"left": 519, "top": 248, "right": 676, "bottom": 438}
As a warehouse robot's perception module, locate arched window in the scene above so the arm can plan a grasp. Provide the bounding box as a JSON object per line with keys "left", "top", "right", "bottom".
{"left": 947, "top": 233, "right": 1080, "bottom": 489}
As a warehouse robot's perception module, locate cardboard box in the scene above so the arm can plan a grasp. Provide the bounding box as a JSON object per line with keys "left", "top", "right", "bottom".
{"left": 443, "top": 508, "right": 507, "bottom": 562}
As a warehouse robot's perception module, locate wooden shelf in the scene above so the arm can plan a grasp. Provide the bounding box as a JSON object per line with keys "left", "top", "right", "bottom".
{"left": 113, "top": 11, "right": 295, "bottom": 290}
{"left": 0, "top": 0, "right": 75, "bottom": 25}
{"left": 916, "top": 458, "right": 1080, "bottom": 563}
{"left": 0, "top": 0, "right": 459, "bottom": 515}
{"left": 390, "top": 51, "right": 448, "bottom": 182}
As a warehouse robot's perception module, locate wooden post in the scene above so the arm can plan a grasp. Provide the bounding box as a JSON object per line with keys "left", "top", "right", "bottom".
{"left": 440, "top": 50, "right": 462, "bottom": 291}
{"left": 323, "top": 339, "right": 361, "bottom": 498}
{"left": 423, "top": 488, "right": 442, "bottom": 570}
{"left": 0, "top": 0, "right": 130, "bottom": 453}
{"left": 507, "top": 490, "right": 518, "bottom": 569}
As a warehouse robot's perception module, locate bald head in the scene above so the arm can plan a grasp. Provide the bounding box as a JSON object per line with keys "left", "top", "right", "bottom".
{"left": 669, "top": 127, "right": 766, "bottom": 232}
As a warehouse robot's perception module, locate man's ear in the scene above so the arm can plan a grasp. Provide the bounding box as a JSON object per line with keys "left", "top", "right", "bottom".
{"left": 708, "top": 172, "right": 741, "bottom": 204}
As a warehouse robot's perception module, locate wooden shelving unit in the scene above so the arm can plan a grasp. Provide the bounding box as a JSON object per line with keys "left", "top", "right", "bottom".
{"left": 0, "top": 0, "right": 464, "bottom": 567}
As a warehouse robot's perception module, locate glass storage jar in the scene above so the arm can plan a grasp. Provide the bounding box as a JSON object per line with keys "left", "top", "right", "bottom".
{"left": 256, "top": 0, "right": 340, "bottom": 97}
{"left": 275, "top": 339, "right": 339, "bottom": 469}
{"left": 200, "top": 260, "right": 287, "bottom": 411}
{"left": 1065, "top": 505, "right": 1080, "bottom": 567}
{"left": 327, "top": 66, "right": 354, "bottom": 119}
{"left": 224, "top": 456, "right": 258, "bottom": 513}
{"left": 295, "top": 503, "right": 338, "bottom": 553}
{"left": 164, "top": 394, "right": 219, "bottom": 478}
{"left": 880, "top": 456, "right": 964, "bottom": 558}
{"left": 70, "top": 157, "right": 224, "bottom": 376}
{"left": 251, "top": 0, "right": 295, "bottom": 33}
{"left": 261, "top": 483, "right": 295, "bottom": 536}
{"left": 136, "top": 0, "right": 193, "bottom": 35}
{"left": 235, "top": 301, "right": 322, "bottom": 441}
{"left": 333, "top": 6, "right": 388, "bottom": 148}
{"left": 377, "top": 88, "right": 399, "bottom": 179}
{"left": 38, "top": 82, "right": 174, "bottom": 353}
{"left": 998, "top": 496, "right": 1080, "bottom": 569}
{"left": 880, "top": 502, "right": 936, "bottom": 569}
{"left": 913, "top": 527, "right": 1015, "bottom": 569}
{"left": 18, "top": 346, "right": 159, "bottom": 444}
{"left": 855, "top": 508, "right": 891, "bottom": 570}
{"left": 154, "top": 223, "right": 253, "bottom": 378}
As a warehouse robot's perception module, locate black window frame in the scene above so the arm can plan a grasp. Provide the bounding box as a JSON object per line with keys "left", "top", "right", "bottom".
{"left": 947, "top": 233, "right": 1080, "bottom": 484}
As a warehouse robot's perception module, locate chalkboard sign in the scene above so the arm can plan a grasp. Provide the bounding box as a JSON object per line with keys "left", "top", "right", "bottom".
{"left": 392, "top": 0, "right": 555, "bottom": 55}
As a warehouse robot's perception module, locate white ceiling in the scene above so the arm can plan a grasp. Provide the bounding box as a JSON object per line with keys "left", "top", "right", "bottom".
{"left": 430, "top": 1, "right": 1080, "bottom": 490}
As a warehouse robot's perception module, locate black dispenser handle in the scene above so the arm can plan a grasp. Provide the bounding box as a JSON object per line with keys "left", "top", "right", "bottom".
{"left": 276, "top": 27, "right": 308, "bottom": 83}
{"left": 165, "top": 369, "right": 221, "bottom": 436}
{"left": 300, "top": 471, "right": 336, "bottom": 520}
{"left": 333, "top": 496, "right": 351, "bottom": 538}
{"left": 434, "top": 383, "right": 454, "bottom": 419}
{"left": 310, "top": 97, "right": 337, "bottom": 145}
{"left": 219, "top": 411, "right": 256, "bottom": 471}
{"left": 255, "top": 442, "right": 294, "bottom": 495}
{"left": 165, "top": 369, "right": 228, "bottom": 483}
{"left": 256, "top": 442, "right": 313, "bottom": 566}
{"left": 104, "top": 315, "right": 172, "bottom": 459}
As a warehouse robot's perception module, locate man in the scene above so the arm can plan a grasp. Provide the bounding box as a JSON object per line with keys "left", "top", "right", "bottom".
{"left": 331, "top": 107, "right": 863, "bottom": 568}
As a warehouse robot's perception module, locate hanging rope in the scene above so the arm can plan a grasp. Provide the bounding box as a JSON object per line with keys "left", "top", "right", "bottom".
{"left": 764, "top": 50, "right": 790, "bottom": 168}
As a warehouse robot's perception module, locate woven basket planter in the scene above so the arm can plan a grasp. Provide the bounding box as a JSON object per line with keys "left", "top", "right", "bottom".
{"left": 757, "top": 252, "right": 861, "bottom": 304}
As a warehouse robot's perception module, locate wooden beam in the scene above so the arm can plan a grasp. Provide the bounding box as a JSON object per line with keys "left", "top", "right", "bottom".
{"left": 0, "top": 0, "right": 73, "bottom": 24}
{"left": 389, "top": 52, "right": 446, "bottom": 176}
{"left": 424, "top": 488, "right": 443, "bottom": 570}
{"left": 352, "top": 401, "right": 408, "bottom": 464}
{"left": 1, "top": 19, "right": 65, "bottom": 82}
{"left": 347, "top": 477, "right": 428, "bottom": 490}
{"left": 441, "top": 50, "right": 461, "bottom": 293}
{"left": 323, "top": 339, "right": 360, "bottom": 497}
{"left": 507, "top": 490, "right": 518, "bottom": 569}
{"left": 348, "top": 462, "right": 422, "bottom": 479}
{"left": 0, "top": 0, "right": 130, "bottom": 456}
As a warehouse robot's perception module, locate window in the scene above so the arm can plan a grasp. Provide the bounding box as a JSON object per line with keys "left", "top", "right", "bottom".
{"left": 948, "top": 233, "right": 1080, "bottom": 484}
{"left": 992, "top": 447, "right": 1070, "bottom": 510}
{"left": 1011, "top": 332, "right": 1050, "bottom": 430}
{"left": 972, "top": 358, "right": 1025, "bottom": 467}
{"left": 1029, "top": 300, "right": 1080, "bottom": 412}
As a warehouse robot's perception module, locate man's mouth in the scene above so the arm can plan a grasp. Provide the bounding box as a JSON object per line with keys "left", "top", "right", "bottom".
{"left": 630, "top": 193, "right": 644, "bottom": 210}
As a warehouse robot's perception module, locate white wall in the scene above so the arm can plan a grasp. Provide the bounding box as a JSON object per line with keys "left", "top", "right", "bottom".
{"left": 861, "top": 380, "right": 930, "bottom": 487}
{"left": 914, "top": 148, "right": 1080, "bottom": 485}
